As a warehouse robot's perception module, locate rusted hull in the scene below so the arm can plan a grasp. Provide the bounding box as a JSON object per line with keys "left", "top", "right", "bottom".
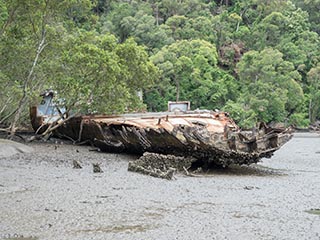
{"left": 31, "top": 110, "right": 293, "bottom": 167}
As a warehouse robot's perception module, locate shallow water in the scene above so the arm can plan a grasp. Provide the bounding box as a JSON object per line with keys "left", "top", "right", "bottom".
{"left": 0, "top": 132, "right": 320, "bottom": 240}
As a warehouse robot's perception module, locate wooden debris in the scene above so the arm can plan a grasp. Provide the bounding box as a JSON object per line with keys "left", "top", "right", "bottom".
{"left": 73, "top": 160, "right": 82, "bottom": 169}
{"left": 92, "top": 163, "right": 103, "bottom": 173}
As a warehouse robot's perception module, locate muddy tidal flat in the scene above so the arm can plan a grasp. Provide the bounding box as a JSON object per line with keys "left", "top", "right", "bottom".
{"left": 0, "top": 133, "right": 320, "bottom": 240}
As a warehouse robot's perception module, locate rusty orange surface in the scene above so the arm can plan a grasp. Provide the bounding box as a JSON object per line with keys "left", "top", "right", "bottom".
{"left": 88, "top": 112, "right": 237, "bottom": 134}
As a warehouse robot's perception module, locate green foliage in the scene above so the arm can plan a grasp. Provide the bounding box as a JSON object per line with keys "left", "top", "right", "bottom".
{"left": 0, "top": 0, "right": 157, "bottom": 127}
{"left": 52, "top": 33, "right": 158, "bottom": 114}
{"left": 0, "top": 0, "right": 79, "bottom": 125}
{"left": 148, "top": 39, "right": 238, "bottom": 111}
{"left": 289, "top": 112, "right": 310, "bottom": 127}
{"left": 0, "top": 0, "right": 8, "bottom": 27}
{"left": 236, "top": 48, "right": 304, "bottom": 124}
{"left": 1, "top": 0, "right": 320, "bottom": 128}
{"left": 154, "top": 0, "right": 211, "bottom": 22}
{"left": 294, "top": 0, "right": 320, "bottom": 34}
{"left": 307, "top": 63, "right": 320, "bottom": 122}
{"left": 223, "top": 100, "right": 257, "bottom": 129}
{"left": 96, "top": 0, "right": 319, "bottom": 127}
{"left": 165, "top": 15, "right": 216, "bottom": 43}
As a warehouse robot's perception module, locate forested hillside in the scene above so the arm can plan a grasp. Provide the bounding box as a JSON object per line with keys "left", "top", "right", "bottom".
{"left": 0, "top": 0, "right": 319, "bottom": 131}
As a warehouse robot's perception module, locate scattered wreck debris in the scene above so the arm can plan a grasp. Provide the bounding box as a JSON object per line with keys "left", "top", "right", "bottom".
{"left": 305, "top": 208, "right": 320, "bottom": 216}
{"left": 309, "top": 121, "right": 320, "bottom": 132}
{"left": 128, "top": 152, "right": 196, "bottom": 180}
{"left": 30, "top": 93, "right": 293, "bottom": 176}
{"left": 92, "top": 163, "right": 103, "bottom": 173}
{"left": 73, "top": 160, "right": 82, "bottom": 169}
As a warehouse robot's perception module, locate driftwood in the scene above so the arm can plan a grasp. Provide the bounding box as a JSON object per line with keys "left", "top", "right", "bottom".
{"left": 0, "top": 128, "right": 27, "bottom": 142}
{"left": 0, "top": 106, "right": 17, "bottom": 125}
{"left": 0, "top": 128, "right": 9, "bottom": 133}
{"left": 73, "top": 160, "right": 82, "bottom": 169}
{"left": 182, "top": 166, "right": 200, "bottom": 177}
{"left": 28, "top": 111, "right": 79, "bottom": 142}
{"left": 40, "top": 112, "right": 77, "bottom": 137}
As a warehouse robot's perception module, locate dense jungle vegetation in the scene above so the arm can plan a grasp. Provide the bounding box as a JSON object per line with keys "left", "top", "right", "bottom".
{"left": 0, "top": 0, "right": 320, "bottom": 132}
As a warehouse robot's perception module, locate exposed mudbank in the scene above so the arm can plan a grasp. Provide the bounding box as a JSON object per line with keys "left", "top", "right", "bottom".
{"left": 0, "top": 132, "right": 319, "bottom": 240}
{"left": 0, "top": 139, "right": 33, "bottom": 157}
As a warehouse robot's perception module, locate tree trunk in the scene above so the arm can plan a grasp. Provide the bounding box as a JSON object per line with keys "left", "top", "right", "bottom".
{"left": 155, "top": 4, "right": 159, "bottom": 26}
{"left": 175, "top": 76, "right": 180, "bottom": 102}
{"left": 0, "top": 97, "right": 16, "bottom": 125}
{"left": 9, "top": 96, "right": 27, "bottom": 136}
{"left": 309, "top": 98, "right": 313, "bottom": 124}
{"left": 0, "top": 6, "right": 18, "bottom": 38}
{"left": 9, "top": 33, "right": 46, "bottom": 138}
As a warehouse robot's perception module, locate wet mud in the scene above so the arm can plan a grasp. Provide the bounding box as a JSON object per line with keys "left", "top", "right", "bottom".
{"left": 0, "top": 133, "right": 320, "bottom": 240}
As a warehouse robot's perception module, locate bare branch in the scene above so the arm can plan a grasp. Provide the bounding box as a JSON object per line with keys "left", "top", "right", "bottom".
{"left": 9, "top": 31, "right": 47, "bottom": 137}
{"left": 0, "top": 107, "right": 18, "bottom": 125}
{"left": 0, "top": 97, "right": 13, "bottom": 116}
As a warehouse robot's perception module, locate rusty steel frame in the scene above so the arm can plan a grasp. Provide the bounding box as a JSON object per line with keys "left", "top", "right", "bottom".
{"left": 30, "top": 108, "right": 293, "bottom": 167}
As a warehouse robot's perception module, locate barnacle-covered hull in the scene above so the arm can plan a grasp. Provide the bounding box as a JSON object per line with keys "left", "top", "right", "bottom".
{"left": 30, "top": 109, "right": 293, "bottom": 167}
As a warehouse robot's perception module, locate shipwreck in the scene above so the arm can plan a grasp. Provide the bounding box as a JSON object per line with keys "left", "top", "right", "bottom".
{"left": 30, "top": 92, "right": 293, "bottom": 174}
